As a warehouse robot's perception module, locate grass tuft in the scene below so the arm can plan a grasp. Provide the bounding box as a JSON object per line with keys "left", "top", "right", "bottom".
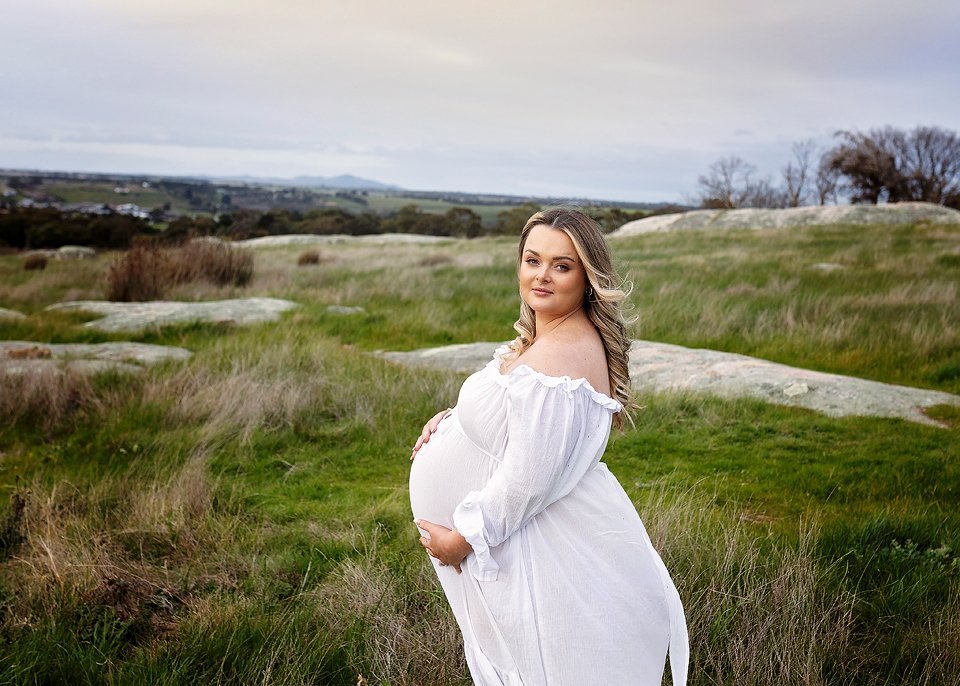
{"left": 0, "top": 365, "right": 99, "bottom": 429}
{"left": 106, "top": 242, "right": 254, "bottom": 301}
{"left": 297, "top": 249, "right": 324, "bottom": 266}
{"left": 23, "top": 253, "right": 48, "bottom": 271}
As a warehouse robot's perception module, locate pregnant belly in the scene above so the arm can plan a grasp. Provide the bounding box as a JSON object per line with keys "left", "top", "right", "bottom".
{"left": 409, "top": 417, "right": 491, "bottom": 529}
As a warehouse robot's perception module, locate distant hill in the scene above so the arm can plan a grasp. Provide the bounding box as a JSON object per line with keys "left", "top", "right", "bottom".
{"left": 212, "top": 174, "right": 402, "bottom": 191}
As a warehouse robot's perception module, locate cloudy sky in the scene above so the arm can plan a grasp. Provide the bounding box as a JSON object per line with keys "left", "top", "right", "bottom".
{"left": 3, "top": 0, "right": 959, "bottom": 202}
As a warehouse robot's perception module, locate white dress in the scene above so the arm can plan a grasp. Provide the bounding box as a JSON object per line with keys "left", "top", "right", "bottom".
{"left": 409, "top": 346, "right": 687, "bottom": 685}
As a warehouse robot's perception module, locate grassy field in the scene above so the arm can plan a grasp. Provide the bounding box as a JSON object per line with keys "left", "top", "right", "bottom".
{"left": 32, "top": 180, "right": 525, "bottom": 226}
{"left": 43, "top": 181, "right": 196, "bottom": 214}
{"left": 359, "top": 194, "right": 521, "bottom": 224}
{"left": 1, "top": 220, "right": 959, "bottom": 685}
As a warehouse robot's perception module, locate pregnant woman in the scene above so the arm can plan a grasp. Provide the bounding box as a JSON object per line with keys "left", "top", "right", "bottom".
{"left": 409, "top": 209, "right": 687, "bottom": 685}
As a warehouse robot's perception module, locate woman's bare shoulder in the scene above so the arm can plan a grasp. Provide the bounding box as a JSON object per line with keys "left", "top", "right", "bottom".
{"left": 517, "top": 327, "right": 609, "bottom": 394}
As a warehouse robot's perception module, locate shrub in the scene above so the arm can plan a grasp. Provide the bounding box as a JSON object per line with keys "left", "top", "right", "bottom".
{"left": 106, "top": 244, "right": 169, "bottom": 301}
{"left": 23, "top": 253, "right": 48, "bottom": 271}
{"left": 106, "top": 242, "right": 254, "bottom": 301}
{"left": 297, "top": 249, "right": 322, "bottom": 266}
{"left": 168, "top": 241, "right": 254, "bottom": 287}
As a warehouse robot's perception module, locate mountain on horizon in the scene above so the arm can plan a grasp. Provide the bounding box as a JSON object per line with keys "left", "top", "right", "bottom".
{"left": 212, "top": 173, "right": 401, "bottom": 191}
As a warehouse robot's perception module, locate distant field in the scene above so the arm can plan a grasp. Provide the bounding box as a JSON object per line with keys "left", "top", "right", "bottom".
{"left": 1, "top": 219, "right": 958, "bottom": 684}
{"left": 44, "top": 181, "right": 194, "bottom": 213}
{"left": 360, "top": 193, "right": 520, "bottom": 224}
{"left": 26, "top": 179, "right": 623, "bottom": 227}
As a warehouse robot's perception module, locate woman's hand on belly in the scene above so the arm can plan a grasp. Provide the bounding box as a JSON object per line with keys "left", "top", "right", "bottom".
{"left": 411, "top": 408, "right": 452, "bottom": 460}
{"left": 416, "top": 519, "right": 471, "bottom": 573}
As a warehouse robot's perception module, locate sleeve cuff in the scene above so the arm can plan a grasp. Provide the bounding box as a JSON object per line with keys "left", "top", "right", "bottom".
{"left": 453, "top": 491, "right": 499, "bottom": 581}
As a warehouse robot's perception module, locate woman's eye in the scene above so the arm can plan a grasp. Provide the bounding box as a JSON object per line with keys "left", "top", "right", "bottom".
{"left": 525, "top": 258, "right": 539, "bottom": 266}
{"left": 555, "top": 264, "right": 569, "bottom": 272}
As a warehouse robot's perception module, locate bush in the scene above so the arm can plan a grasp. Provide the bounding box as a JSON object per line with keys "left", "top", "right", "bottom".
{"left": 23, "top": 253, "right": 48, "bottom": 271}
{"left": 106, "top": 242, "right": 254, "bottom": 301}
{"left": 106, "top": 245, "right": 169, "bottom": 301}
{"left": 297, "top": 250, "right": 322, "bottom": 266}
{"left": 168, "top": 241, "right": 254, "bottom": 287}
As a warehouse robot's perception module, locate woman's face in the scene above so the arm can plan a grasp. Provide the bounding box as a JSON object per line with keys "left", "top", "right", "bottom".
{"left": 518, "top": 223, "right": 587, "bottom": 318}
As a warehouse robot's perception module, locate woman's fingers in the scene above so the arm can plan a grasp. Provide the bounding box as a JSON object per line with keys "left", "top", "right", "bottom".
{"left": 416, "top": 519, "right": 464, "bottom": 573}
{"left": 410, "top": 409, "right": 451, "bottom": 459}
{"left": 423, "top": 409, "right": 449, "bottom": 438}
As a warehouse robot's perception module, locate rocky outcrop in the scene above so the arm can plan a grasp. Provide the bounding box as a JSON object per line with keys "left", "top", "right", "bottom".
{"left": 380, "top": 340, "right": 960, "bottom": 428}
{"left": 612, "top": 202, "right": 960, "bottom": 237}
{"left": 0, "top": 308, "right": 26, "bottom": 321}
{"left": 56, "top": 245, "right": 97, "bottom": 259}
{"left": 236, "top": 233, "right": 451, "bottom": 248}
{"left": 327, "top": 305, "right": 365, "bottom": 315}
{"left": 1, "top": 341, "right": 192, "bottom": 376}
{"left": 45, "top": 298, "right": 297, "bottom": 333}
{"left": 26, "top": 246, "right": 98, "bottom": 260}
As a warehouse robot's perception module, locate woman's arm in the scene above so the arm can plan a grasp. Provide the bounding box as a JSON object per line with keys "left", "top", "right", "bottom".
{"left": 451, "top": 376, "right": 613, "bottom": 581}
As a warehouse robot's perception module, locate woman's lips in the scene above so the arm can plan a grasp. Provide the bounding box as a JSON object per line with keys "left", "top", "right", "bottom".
{"left": 532, "top": 288, "right": 553, "bottom": 295}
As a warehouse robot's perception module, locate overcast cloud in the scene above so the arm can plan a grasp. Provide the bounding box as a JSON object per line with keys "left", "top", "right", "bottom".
{"left": 2, "top": 0, "right": 959, "bottom": 202}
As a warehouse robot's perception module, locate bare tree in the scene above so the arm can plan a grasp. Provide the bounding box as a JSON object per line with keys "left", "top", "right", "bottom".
{"left": 815, "top": 154, "right": 841, "bottom": 205}
{"left": 898, "top": 126, "right": 960, "bottom": 206}
{"left": 824, "top": 125, "right": 960, "bottom": 206}
{"left": 698, "top": 156, "right": 787, "bottom": 209}
{"left": 745, "top": 178, "right": 788, "bottom": 209}
{"left": 782, "top": 139, "right": 816, "bottom": 207}
{"left": 697, "top": 156, "right": 756, "bottom": 208}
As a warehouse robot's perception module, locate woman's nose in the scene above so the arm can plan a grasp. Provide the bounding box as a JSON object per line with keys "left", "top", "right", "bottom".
{"left": 536, "top": 265, "right": 550, "bottom": 281}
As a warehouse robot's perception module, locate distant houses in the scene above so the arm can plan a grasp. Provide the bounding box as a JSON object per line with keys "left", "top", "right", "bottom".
{"left": 114, "top": 203, "right": 151, "bottom": 219}
{"left": 8, "top": 197, "right": 154, "bottom": 220}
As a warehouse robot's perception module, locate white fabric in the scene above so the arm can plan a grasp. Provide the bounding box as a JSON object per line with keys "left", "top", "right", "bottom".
{"left": 409, "top": 346, "right": 688, "bottom": 685}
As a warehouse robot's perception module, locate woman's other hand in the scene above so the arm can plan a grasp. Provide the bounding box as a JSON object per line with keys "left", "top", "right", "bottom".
{"left": 416, "top": 519, "right": 471, "bottom": 573}
{"left": 410, "top": 408, "right": 452, "bottom": 460}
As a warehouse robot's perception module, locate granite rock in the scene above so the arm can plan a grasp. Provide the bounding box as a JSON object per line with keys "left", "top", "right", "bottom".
{"left": 380, "top": 340, "right": 960, "bottom": 427}
{"left": 45, "top": 298, "right": 297, "bottom": 333}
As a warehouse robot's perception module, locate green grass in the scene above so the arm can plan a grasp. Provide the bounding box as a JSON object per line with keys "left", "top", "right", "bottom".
{"left": 1, "top": 219, "right": 959, "bottom": 684}
{"left": 33, "top": 181, "right": 524, "bottom": 227}
{"left": 359, "top": 193, "right": 519, "bottom": 225}
{"left": 615, "top": 222, "right": 960, "bottom": 393}
{"left": 44, "top": 181, "right": 193, "bottom": 213}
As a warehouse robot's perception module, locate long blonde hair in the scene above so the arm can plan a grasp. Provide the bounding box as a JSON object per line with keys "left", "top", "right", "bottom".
{"left": 510, "top": 208, "right": 638, "bottom": 428}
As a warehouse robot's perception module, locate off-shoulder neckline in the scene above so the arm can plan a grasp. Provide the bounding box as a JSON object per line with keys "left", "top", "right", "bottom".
{"left": 488, "top": 345, "right": 622, "bottom": 411}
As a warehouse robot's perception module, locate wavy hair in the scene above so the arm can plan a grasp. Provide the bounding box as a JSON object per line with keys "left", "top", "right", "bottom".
{"left": 509, "top": 208, "right": 638, "bottom": 428}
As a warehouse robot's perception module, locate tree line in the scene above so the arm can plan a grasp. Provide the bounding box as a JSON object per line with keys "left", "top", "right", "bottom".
{"left": 697, "top": 125, "right": 960, "bottom": 210}
{"left": 0, "top": 202, "right": 651, "bottom": 250}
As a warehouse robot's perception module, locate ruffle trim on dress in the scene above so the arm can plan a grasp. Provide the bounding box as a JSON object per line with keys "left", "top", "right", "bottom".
{"left": 453, "top": 491, "right": 499, "bottom": 582}
{"left": 489, "top": 345, "right": 623, "bottom": 412}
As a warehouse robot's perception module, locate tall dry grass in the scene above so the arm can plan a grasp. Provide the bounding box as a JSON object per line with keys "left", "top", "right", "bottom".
{"left": 639, "top": 490, "right": 856, "bottom": 685}
{"left": 306, "top": 538, "right": 469, "bottom": 685}
{"left": 106, "top": 242, "right": 254, "bottom": 301}
{"left": 159, "top": 341, "right": 352, "bottom": 448}
{"left": 0, "top": 365, "right": 99, "bottom": 429}
{"left": 148, "top": 334, "right": 461, "bottom": 449}
{"left": 0, "top": 449, "right": 237, "bottom": 646}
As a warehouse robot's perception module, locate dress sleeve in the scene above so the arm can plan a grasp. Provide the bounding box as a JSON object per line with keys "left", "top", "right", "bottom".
{"left": 452, "top": 371, "right": 619, "bottom": 581}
